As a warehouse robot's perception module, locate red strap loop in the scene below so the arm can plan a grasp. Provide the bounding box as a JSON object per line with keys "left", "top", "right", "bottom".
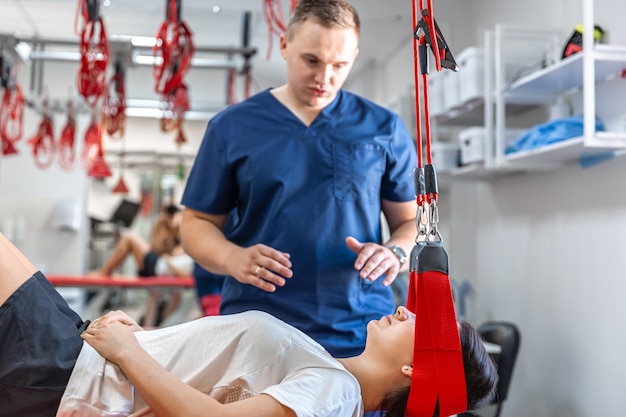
{"left": 407, "top": 268, "right": 467, "bottom": 417}
{"left": 77, "top": 16, "right": 110, "bottom": 106}
{"left": 27, "top": 114, "right": 55, "bottom": 170}
{"left": 58, "top": 106, "right": 77, "bottom": 172}
{"left": 0, "top": 84, "right": 24, "bottom": 155}
{"left": 153, "top": 0, "right": 194, "bottom": 96}
{"left": 102, "top": 70, "right": 127, "bottom": 139}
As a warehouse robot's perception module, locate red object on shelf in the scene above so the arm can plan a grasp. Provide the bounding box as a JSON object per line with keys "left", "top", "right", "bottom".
{"left": 112, "top": 176, "right": 130, "bottom": 194}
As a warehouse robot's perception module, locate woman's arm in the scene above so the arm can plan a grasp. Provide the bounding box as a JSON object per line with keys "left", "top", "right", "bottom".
{"left": 81, "top": 323, "right": 296, "bottom": 417}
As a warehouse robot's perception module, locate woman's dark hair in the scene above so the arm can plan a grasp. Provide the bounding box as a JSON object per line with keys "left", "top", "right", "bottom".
{"left": 379, "top": 321, "right": 498, "bottom": 417}
{"left": 286, "top": 0, "right": 360, "bottom": 40}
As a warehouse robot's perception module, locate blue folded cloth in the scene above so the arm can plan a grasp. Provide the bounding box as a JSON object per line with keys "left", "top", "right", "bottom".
{"left": 505, "top": 114, "right": 605, "bottom": 154}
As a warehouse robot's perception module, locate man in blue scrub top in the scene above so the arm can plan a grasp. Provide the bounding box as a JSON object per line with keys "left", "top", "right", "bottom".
{"left": 180, "top": 0, "right": 418, "bottom": 358}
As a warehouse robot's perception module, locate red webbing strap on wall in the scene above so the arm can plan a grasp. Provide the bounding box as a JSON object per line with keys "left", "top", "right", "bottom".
{"left": 406, "top": 268, "right": 467, "bottom": 417}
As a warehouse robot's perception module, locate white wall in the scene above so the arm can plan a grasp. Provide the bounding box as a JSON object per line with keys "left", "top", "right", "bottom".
{"left": 346, "top": 0, "right": 626, "bottom": 416}
{"left": 0, "top": 104, "right": 89, "bottom": 273}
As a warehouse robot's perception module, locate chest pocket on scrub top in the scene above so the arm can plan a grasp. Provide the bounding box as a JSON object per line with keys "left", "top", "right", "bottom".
{"left": 332, "top": 142, "right": 385, "bottom": 203}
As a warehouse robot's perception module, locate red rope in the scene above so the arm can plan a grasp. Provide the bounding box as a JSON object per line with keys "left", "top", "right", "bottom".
{"left": 27, "top": 102, "right": 55, "bottom": 170}
{"left": 153, "top": 0, "right": 194, "bottom": 96}
{"left": 102, "top": 70, "right": 127, "bottom": 139}
{"left": 58, "top": 100, "right": 76, "bottom": 172}
{"left": 77, "top": 15, "right": 109, "bottom": 106}
{"left": 82, "top": 117, "right": 102, "bottom": 170}
{"left": 153, "top": 0, "right": 194, "bottom": 143}
{"left": 411, "top": 0, "right": 423, "bottom": 168}
{"left": 421, "top": 50, "right": 433, "bottom": 166}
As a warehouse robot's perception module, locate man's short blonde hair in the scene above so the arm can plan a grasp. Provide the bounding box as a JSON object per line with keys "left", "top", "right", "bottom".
{"left": 285, "top": 0, "right": 360, "bottom": 40}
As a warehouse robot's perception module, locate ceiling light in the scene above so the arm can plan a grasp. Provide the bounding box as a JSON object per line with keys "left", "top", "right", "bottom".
{"left": 212, "top": 5, "right": 221, "bottom": 14}
{"left": 130, "top": 36, "right": 157, "bottom": 48}
{"left": 131, "top": 51, "right": 239, "bottom": 69}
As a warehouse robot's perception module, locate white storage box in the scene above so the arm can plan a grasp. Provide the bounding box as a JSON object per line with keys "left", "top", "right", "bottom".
{"left": 442, "top": 69, "right": 462, "bottom": 111}
{"left": 458, "top": 127, "right": 526, "bottom": 165}
{"left": 431, "top": 142, "right": 460, "bottom": 171}
{"left": 457, "top": 46, "right": 485, "bottom": 104}
{"left": 428, "top": 71, "right": 446, "bottom": 116}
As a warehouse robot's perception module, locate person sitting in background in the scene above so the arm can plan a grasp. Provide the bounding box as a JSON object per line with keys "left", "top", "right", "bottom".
{"left": 90, "top": 204, "right": 184, "bottom": 278}
{"left": 0, "top": 232, "right": 497, "bottom": 417}
{"left": 89, "top": 205, "right": 192, "bottom": 326}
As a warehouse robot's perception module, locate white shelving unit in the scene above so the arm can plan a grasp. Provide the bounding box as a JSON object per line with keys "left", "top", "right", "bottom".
{"left": 490, "top": 4, "right": 626, "bottom": 171}
{"left": 436, "top": 0, "right": 626, "bottom": 181}
{"left": 499, "top": 44, "right": 626, "bottom": 169}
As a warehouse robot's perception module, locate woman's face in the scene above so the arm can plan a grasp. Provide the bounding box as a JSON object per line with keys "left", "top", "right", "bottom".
{"left": 366, "top": 306, "right": 415, "bottom": 364}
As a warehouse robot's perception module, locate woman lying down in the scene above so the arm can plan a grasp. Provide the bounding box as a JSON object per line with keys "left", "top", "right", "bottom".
{"left": 0, "top": 232, "right": 497, "bottom": 417}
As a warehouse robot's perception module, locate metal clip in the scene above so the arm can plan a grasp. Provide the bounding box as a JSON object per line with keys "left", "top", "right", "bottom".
{"left": 415, "top": 205, "right": 429, "bottom": 243}
{"left": 427, "top": 200, "right": 443, "bottom": 242}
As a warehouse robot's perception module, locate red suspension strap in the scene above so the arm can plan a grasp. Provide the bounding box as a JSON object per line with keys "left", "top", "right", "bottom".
{"left": 58, "top": 97, "right": 77, "bottom": 172}
{"left": 27, "top": 97, "right": 56, "bottom": 170}
{"left": 0, "top": 83, "right": 24, "bottom": 156}
{"left": 82, "top": 110, "right": 111, "bottom": 178}
{"left": 76, "top": 0, "right": 110, "bottom": 107}
{"left": 407, "top": 0, "right": 464, "bottom": 416}
{"left": 153, "top": 0, "right": 194, "bottom": 96}
{"left": 102, "top": 59, "right": 127, "bottom": 139}
{"left": 153, "top": 0, "right": 194, "bottom": 143}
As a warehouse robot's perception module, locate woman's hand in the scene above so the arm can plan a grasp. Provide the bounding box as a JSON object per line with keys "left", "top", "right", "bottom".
{"left": 82, "top": 321, "right": 142, "bottom": 365}
{"left": 88, "top": 310, "right": 144, "bottom": 332}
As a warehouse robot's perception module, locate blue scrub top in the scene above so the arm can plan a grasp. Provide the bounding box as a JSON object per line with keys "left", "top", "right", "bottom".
{"left": 182, "top": 89, "right": 417, "bottom": 357}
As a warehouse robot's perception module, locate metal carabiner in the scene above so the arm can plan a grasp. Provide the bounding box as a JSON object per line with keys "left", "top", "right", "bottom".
{"left": 427, "top": 200, "right": 443, "bottom": 242}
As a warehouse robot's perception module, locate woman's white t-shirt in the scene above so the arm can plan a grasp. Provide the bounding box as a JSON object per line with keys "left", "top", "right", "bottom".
{"left": 56, "top": 311, "right": 363, "bottom": 417}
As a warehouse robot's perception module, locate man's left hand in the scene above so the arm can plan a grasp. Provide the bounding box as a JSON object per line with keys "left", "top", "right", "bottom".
{"left": 345, "top": 236, "right": 401, "bottom": 286}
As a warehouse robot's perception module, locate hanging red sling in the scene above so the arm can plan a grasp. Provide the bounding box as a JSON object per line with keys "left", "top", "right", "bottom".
{"left": 406, "top": 1, "right": 466, "bottom": 416}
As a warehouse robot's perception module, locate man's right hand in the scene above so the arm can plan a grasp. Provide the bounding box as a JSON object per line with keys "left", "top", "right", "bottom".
{"left": 227, "top": 243, "right": 293, "bottom": 292}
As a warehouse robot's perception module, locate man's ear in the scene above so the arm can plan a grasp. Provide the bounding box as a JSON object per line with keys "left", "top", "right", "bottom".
{"left": 279, "top": 33, "right": 288, "bottom": 59}
{"left": 401, "top": 365, "right": 413, "bottom": 378}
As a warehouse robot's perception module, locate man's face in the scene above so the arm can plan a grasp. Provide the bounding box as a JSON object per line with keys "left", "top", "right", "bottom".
{"left": 280, "top": 19, "right": 359, "bottom": 111}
